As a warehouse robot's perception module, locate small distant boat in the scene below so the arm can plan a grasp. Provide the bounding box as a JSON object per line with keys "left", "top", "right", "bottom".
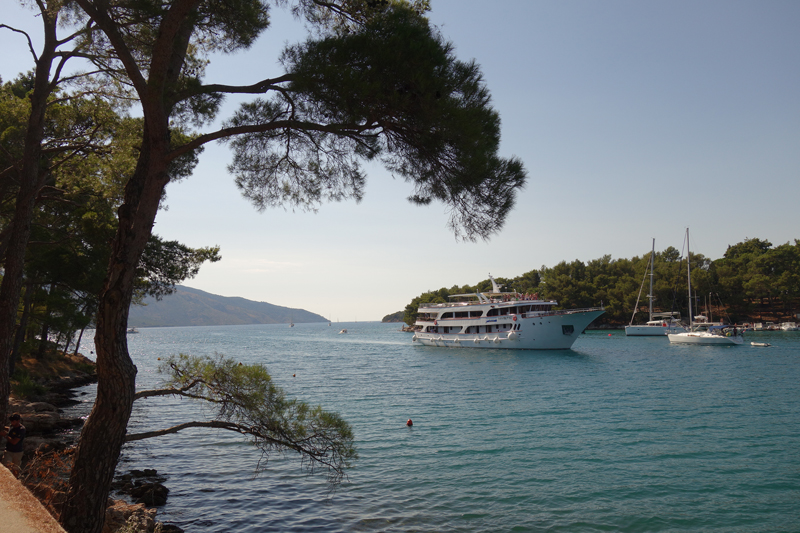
{"left": 339, "top": 329, "right": 347, "bottom": 334}
{"left": 779, "top": 322, "right": 798, "bottom": 331}
{"left": 127, "top": 327, "right": 139, "bottom": 334}
{"left": 751, "top": 342, "right": 771, "bottom": 347}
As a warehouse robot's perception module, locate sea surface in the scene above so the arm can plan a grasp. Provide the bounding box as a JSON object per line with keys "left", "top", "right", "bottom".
{"left": 67, "top": 323, "right": 800, "bottom": 532}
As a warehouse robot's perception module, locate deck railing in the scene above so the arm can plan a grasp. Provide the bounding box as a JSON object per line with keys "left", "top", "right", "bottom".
{"left": 418, "top": 299, "right": 558, "bottom": 309}
{"left": 416, "top": 307, "right": 604, "bottom": 322}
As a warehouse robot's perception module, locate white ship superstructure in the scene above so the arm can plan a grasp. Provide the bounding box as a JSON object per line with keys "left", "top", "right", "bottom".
{"left": 412, "top": 276, "right": 604, "bottom": 350}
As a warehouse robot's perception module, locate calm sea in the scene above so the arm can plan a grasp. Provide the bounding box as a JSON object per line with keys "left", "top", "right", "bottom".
{"left": 68, "top": 323, "right": 800, "bottom": 532}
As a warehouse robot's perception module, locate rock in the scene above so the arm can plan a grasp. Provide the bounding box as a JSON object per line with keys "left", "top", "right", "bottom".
{"left": 103, "top": 498, "right": 157, "bottom": 533}
{"left": 23, "top": 436, "right": 74, "bottom": 456}
{"left": 131, "top": 468, "right": 158, "bottom": 477}
{"left": 130, "top": 482, "right": 170, "bottom": 506}
{"left": 22, "top": 412, "right": 61, "bottom": 433}
{"left": 159, "top": 525, "right": 184, "bottom": 533}
{"left": 55, "top": 416, "right": 85, "bottom": 431}
{"left": 28, "top": 401, "right": 58, "bottom": 412}
{"left": 47, "top": 372, "right": 96, "bottom": 392}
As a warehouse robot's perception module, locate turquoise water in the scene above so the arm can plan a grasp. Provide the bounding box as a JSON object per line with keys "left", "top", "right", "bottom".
{"left": 73, "top": 324, "right": 800, "bottom": 532}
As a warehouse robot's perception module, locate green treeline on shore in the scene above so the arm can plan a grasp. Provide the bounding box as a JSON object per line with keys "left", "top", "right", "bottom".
{"left": 403, "top": 238, "right": 800, "bottom": 327}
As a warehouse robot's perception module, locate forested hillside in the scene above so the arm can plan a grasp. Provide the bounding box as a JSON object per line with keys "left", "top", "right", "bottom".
{"left": 402, "top": 238, "right": 800, "bottom": 327}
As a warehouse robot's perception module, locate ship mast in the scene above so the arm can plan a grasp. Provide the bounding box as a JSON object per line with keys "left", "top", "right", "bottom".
{"left": 686, "top": 228, "right": 693, "bottom": 329}
{"left": 648, "top": 238, "right": 655, "bottom": 322}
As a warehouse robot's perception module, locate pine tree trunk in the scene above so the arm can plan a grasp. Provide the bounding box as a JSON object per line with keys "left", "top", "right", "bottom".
{"left": 73, "top": 326, "right": 86, "bottom": 357}
{"left": 60, "top": 137, "right": 171, "bottom": 533}
{"left": 9, "top": 280, "right": 35, "bottom": 377}
{"left": 0, "top": 13, "right": 58, "bottom": 422}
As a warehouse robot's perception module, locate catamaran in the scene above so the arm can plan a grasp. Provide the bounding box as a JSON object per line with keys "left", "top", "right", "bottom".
{"left": 412, "top": 275, "right": 604, "bottom": 350}
{"left": 625, "top": 238, "right": 687, "bottom": 336}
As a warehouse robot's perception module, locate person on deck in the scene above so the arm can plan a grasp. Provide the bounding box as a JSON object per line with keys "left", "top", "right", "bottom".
{"left": 1, "top": 413, "right": 26, "bottom": 475}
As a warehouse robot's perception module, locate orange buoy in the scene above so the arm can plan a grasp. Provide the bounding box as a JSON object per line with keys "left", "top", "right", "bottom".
{"left": 608, "top": 333, "right": 612, "bottom": 336}
{"left": 406, "top": 419, "right": 413, "bottom": 427}
{"left": 293, "top": 374, "right": 296, "bottom": 377}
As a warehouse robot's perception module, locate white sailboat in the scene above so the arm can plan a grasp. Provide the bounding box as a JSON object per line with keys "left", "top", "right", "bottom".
{"left": 668, "top": 229, "right": 743, "bottom": 346}
{"left": 625, "top": 238, "right": 687, "bottom": 336}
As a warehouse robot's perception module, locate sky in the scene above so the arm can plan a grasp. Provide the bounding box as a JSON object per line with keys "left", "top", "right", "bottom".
{"left": 2, "top": 1, "right": 799, "bottom": 321}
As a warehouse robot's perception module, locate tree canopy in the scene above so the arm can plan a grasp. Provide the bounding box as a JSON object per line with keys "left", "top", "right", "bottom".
{"left": 402, "top": 238, "right": 800, "bottom": 327}
{"left": 132, "top": 354, "right": 356, "bottom": 485}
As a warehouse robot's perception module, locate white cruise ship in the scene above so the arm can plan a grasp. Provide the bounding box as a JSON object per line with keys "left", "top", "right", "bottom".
{"left": 412, "top": 276, "right": 604, "bottom": 350}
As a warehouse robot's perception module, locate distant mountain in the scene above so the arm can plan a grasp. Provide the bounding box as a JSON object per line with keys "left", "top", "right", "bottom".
{"left": 128, "top": 286, "right": 327, "bottom": 327}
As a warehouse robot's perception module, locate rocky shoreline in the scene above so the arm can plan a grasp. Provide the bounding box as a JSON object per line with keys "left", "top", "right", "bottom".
{"left": 11, "top": 373, "right": 95, "bottom": 457}
{"left": 7, "top": 361, "right": 182, "bottom": 533}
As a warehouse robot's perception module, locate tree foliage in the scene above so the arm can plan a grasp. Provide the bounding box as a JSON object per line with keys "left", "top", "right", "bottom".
{"left": 227, "top": 6, "right": 525, "bottom": 239}
{"left": 0, "top": 76, "right": 220, "bottom": 360}
{"left": 131, "top": 354, "right": 356, "bottom": 485}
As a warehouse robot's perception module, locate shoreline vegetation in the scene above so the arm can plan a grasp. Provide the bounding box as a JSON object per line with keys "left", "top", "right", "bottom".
{"left": 7, "top": 346, "right": 180, "bottom": 533}
{"left": 393, "top": 238, "right": 800, "bottom": 328}
{"left": 6, "top": 342, "right": 355, "bottom": 533}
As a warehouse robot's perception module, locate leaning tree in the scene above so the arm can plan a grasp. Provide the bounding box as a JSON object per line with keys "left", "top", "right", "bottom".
{"left": 59, "top": 1, "right": 528, "bottom": 531}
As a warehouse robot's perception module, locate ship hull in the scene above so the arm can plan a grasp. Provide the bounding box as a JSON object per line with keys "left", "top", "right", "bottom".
{"left": 667, "top": 332, "right": 744, "bottom": 345}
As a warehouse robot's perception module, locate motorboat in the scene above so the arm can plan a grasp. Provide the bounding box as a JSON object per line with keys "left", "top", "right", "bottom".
{"left": 127, "top": 327, "right": 139, "bottom": 334}
{"left": 412, "top": 275, "right": 604, "bottom": 350}
{"left": 780, "top": 322, "right": 798, "bottom": 331}
{"left": 751, "top": 342, "right": 771, "bottom": 347}
{"left": 668, "top": 229, "right": 742, "bottom": 346}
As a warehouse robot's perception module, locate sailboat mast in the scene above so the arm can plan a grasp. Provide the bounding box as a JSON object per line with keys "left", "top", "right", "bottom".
{"left": 648, "top": 238, "right": 655, "bottom": 322}
{"left": 686, "top": 228, "right": 693, "bottom": 328}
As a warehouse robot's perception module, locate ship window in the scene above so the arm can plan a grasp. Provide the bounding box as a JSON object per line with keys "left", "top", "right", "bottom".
{"left": 441, "top": 312, "right": 453, "bottom": 319}
{"left": 562, "top": 325, "right": 575, "bottom": 335}
{"left": 455, "top": 312, "right": 469, "bottom": 318}
{"left": 487, "top": 309, "right": 499, "bottom": 316}
{"left": 470, "top": 311, "right": 483, "bottom": 318}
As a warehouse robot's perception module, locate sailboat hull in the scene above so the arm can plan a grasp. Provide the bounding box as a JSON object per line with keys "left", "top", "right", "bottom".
{"left": 668, "top": 332, "right": 744, "bottom": 345}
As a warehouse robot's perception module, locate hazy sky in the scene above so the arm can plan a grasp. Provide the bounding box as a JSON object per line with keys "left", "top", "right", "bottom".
{"left": 2, "top": 1, "right": 798, "bottom": 321}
